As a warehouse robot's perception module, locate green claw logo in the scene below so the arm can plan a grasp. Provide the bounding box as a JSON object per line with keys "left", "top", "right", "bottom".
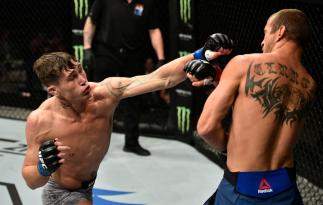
{"left": 74, "top": 0, "right": 89, "bottom": 19}
{"left": 179, "top": 0, "right": 191, "bottom": 23}
{"left": 177, "top": 106, "right": 191, "bottom": 134}
{"left": 73, "top": 45, "right": 84, "bottom": 66}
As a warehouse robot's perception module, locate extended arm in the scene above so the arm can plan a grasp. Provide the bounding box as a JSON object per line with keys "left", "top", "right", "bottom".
{"left": 99, "top": 33, "right": 234, "bottom": 101}
{"left": 197, "top": 56, "right": 243, "bottom": 151}
{"left": 100, "top": 54, "right": 194, "bottom": 99}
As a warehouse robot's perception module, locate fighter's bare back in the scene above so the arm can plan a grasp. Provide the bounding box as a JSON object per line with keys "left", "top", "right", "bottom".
{"left": 225, "top": 52, "right": 316, "bottom": 172}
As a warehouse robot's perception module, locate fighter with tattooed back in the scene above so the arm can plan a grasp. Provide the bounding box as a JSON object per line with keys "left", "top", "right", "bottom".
{"left": 191, "top": 9, "right": 316, "bottom": 205}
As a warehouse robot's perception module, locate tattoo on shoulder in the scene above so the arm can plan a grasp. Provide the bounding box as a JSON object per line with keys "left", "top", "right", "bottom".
{"left": 102, "top": 80, "right": 126, "bottom": 97}
{"left": 245, "top": 62, "right": 314, "bottom": 126}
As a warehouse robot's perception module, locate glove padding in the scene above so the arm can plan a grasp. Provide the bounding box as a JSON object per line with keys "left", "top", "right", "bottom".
{"left": 194, "top": 33, "right": 234, "bottom": 62}
{"left": 38, "top": 140, "right": 61, "bottom": 176}
{"left": 204, "top": 33, "right": 234, "bottom": 52}
{"left": 184, "top": 59, "right": 222, "bottom": 83}
{"left": 83, "top": 48, "right": 95, "bottom": 71}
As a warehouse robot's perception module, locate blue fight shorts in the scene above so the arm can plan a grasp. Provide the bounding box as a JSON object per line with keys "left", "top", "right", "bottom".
{"left": 204, "top": 167, "right": 303, "bottom": 205}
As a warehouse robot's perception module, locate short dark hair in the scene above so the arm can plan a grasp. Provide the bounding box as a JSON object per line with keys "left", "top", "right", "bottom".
{"left": 270, "top": 9, "right": 312, "bottom": 47}
{"left": 33, "top": 52, "right": 77, "bottom": 86}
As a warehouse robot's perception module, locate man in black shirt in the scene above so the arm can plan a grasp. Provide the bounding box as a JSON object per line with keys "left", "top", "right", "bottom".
{"left": 83, "top": 0, "right": 165, "bottom": 156}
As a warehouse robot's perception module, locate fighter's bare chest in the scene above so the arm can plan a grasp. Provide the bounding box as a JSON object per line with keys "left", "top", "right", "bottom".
{"left": 48, "top": 115, "right": 110, "bottom": 141}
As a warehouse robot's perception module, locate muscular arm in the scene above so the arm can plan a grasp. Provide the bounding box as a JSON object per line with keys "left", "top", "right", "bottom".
{"left": 22, "top": 111, "right": 70, "bottom": 189}
{"left": 197, "top": 56, "right": 244, "bottom": 151}
{"left": 149, "top": 28, "right": 165, "bottom": 61}
{"left": 22, "top": 111, "right": 49, "bottom": 189}
{"left": 100, "top": 54, "right": 194, "bottom": 99}
{"left": 83, "top": 17, "right": 96, "bottom": 49}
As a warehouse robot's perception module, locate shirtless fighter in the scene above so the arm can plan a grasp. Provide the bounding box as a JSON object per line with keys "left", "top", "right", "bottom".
{"left": 186, "top": 9, "right": 316, "bottom": 205}
{"left": 21, "top": 33, "right": 233, "bottom": 204}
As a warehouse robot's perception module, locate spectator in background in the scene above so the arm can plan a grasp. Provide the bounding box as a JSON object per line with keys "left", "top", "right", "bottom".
{"left": 83, "top": 0, "right": 165, "bottom": 156}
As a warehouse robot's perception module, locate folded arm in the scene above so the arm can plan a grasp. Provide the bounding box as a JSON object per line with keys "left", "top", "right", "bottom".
{"left": 22, "top": 111, "right": 49, "bottom": 189}
{"left": 22, "top": 111, "right": 70, "bottom": 189}
{"left": 197, "top": 56, "right": 244, "bottom": 151}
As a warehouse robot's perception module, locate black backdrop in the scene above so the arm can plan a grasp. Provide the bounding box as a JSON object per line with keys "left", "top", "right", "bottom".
{"left": 0, "top": 0, "right": 322, "bottom": 203}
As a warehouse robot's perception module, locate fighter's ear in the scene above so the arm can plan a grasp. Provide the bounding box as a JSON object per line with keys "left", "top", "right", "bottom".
{"left": 276, "top": 25, "right": 287, "bottom": 41}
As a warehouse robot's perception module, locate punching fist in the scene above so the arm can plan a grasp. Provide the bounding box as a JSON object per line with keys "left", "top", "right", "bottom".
{"left": 193, "top": 33, "right": 234, "bottom": 62}
{"left": 37, "top": 140, "right": 61, "bottom": 176}
{"left": 184, "top": 59, "right": 222, "bottom": 86}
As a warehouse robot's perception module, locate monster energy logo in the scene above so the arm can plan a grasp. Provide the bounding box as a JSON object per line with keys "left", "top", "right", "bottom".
{"left": 74, "top": 0, "right": 89, "bottom": 19}
{"left": 179, "top": 0, "right": 191, "bottom": 23}
{"left": 177, "top": 106, "right": 191, "bottom": 134}
{"left": 73, "top": 45, "right": 84, "bottom": 66}
{"left": 178, "top": 51, "right": 190, "bottom": 57}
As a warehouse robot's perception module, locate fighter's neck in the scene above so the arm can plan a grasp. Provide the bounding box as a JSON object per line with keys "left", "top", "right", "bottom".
{"left": 272, "top": 40, "right": 302, "bottom": 59}
{"left": 55, "top": 97, "right": 89, "bottom": 116}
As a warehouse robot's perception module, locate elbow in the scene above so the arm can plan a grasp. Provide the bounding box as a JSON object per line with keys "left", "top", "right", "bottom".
{"left": 22, "top": 175, "right": 39, "bottom": 190}
{"left": 26, "top": 182, "right": 39, "bottom": 190}
{"left": 23, "top": 177, "right": 43, "bottom": 190}
{"left": 197, "top": 118, "right": 222, "bottom": 141}
{"left": 22, "top": 169, "right": 42, "bottom": 190}
{"left": 197, "top": 120, "right": 213, "bottom": 140}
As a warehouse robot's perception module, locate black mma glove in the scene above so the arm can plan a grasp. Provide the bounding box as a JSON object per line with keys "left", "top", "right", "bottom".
{"left": 184, "top": 59, "right": 222, "bottom": 83}
{"left": 193, "top": 33, "right": 234, "bottom": 62}
{"left": 83, "top": 48, "right": 95, "bottom": 71}
{"left": 37, "top": 140, "right": 61, "bottom": 176}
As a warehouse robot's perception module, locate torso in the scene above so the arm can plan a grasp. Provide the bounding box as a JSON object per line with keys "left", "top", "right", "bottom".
{"left": 35, "top": 84, "right": 118, "bottom": 189}
{"left": 227, "top": 53, "right": 316, "bottom": 172}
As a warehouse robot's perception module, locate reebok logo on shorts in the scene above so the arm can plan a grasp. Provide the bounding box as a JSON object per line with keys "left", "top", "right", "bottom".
{"left": 258, "top": 178, "right": 273, "bottom": 194}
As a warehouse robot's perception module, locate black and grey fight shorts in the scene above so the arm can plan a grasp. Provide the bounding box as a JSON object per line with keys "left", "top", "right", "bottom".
{"left": 42, "top": 176, "right": 96, "bottom": 205}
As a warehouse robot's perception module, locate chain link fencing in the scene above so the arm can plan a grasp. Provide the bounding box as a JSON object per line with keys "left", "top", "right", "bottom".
{"left": 0, "top": 0, "right": 322, "bottom": 204}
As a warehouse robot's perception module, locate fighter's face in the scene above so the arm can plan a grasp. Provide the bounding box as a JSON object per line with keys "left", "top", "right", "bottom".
{"left": 261, "top": 18, "right": 276, "bottom": 53}
{"left": 55, "top": 60, "right": 91, "bottom": 102}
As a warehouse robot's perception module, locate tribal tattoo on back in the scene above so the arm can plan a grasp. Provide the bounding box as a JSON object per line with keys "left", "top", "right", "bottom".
{"left": 245, "top": 62, "right": 313, "bottom": 127}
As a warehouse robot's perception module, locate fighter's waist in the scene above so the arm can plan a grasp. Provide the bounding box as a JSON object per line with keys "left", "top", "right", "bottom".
{"left": 80, "top": 175, "right": 97, "bottom": 190}
{"left": 224, "top": 167, "right": 296, "bottom": 198}
{"left": 224, "top": 167, "right": 296, "bottom": 184}
{"left": 52, "top": 174, "right": 97, "bottom": 191}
